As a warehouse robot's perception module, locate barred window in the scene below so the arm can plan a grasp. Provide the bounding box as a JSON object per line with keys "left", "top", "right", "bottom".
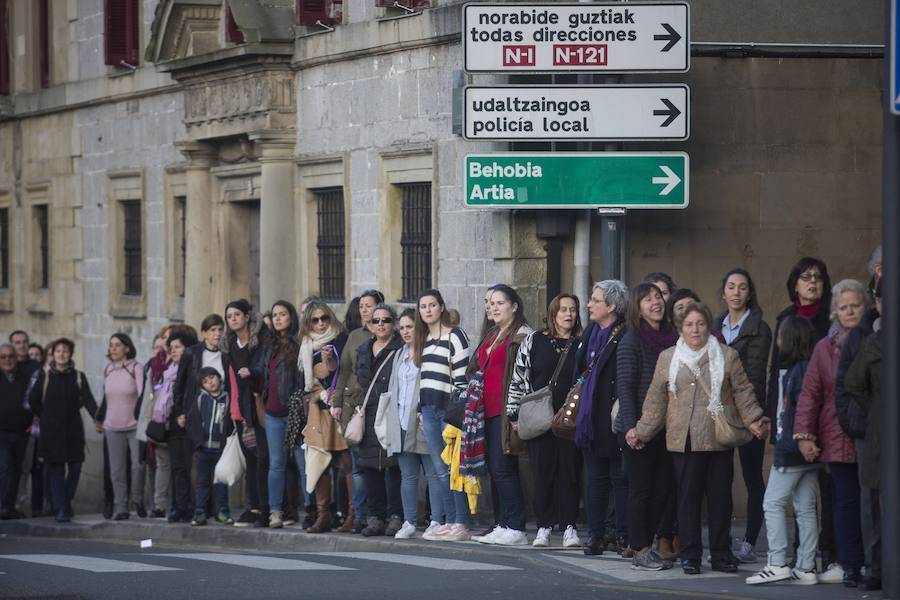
{"left": 400, "top": 183, "right": 432, "bottom": 302}
{"left": 315, "top": 188, "right": 345, "bottom": 302}
{"left": 174, "top": 196, "right": 186, "bottom": 298}
{"left": 35, "top": 205, "right": 48, "bottom": 289}
{"left": 0, "top": 207, "right": 8, "bottom": 289}
{"left": 122, "top": 200, "right": 141, "bottom": 295}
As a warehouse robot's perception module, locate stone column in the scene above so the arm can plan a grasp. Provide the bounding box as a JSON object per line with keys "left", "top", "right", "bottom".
{"left": 176, "top": 141, "right": 217, "bottom": 328}
{"left": 250, "top": 131, "right": 296, "bottom": 310}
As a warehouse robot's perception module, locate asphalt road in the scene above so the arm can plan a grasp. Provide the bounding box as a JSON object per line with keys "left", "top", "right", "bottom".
{"left": 0, "top": 534, "right": 877, "bottom": 600}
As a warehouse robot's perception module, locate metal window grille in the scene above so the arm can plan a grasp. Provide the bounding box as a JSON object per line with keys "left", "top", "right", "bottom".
{"left": 0, "top": 208, "right": 8, "bottom": 289}
{"left": 35, "top": 205, "right": 48, "bottom": 289}
{"left": 122, "top": 200, "right": 142, "bottom": 295}
{"left": 175, "top": 196, "right": 186, "bottom": 298}
{"left": 315, "top": 188, "right": 345, "bottom": 302}
{"left": 400, "top": 183, "right": 432, "bottom": 302}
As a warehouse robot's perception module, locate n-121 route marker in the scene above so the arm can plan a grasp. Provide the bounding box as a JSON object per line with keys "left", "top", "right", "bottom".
{"left": 464, "top": 84, "right": 689, "bottom": 141}
{"left": 463, "top": 2, "right": 689, "bottom": 73}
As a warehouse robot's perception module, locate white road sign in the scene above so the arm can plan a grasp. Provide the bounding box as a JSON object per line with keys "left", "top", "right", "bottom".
{"left": 463, "top": 2, "right": 689, "bottom": 73}
{"left": 464, "top": 84, "right": 689, "bottom": 141}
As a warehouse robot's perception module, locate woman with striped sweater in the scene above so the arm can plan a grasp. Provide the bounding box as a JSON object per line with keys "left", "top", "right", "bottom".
{"left": 415, "top": 289, "right": 473, "bottom": 542}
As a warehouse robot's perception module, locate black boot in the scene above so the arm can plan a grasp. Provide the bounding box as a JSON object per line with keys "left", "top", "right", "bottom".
{"left": 583, "top": 534, "right": 604, "bottom": 556}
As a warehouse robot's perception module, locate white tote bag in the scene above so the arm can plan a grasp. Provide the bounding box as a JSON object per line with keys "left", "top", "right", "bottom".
{"left": 214, "top": 431, "right": 246, "bottom": 486}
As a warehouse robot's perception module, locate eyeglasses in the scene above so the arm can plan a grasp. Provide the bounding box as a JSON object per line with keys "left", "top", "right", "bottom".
{"left": 311, "top": 315, "right": 331, "bottom": 325}
{"left": 370, "top": 317, "right": 394, "bottom": 325}
{"left": 0, "top": 354, "right": 14, "bottom": 360}
{"left": 798, "top": 272, "right": 823, "bottom": 283}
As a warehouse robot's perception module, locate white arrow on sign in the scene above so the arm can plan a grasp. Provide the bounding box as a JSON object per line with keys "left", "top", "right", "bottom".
{"left": 651, "top": 165, "right": 681, "bottom": 196}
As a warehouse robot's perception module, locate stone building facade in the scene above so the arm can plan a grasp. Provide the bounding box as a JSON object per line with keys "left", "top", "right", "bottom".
{"left": 0, "top": 0, "right": 885, "bottom": 511}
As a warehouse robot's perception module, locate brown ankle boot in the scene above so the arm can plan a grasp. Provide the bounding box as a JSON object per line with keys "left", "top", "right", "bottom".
{"left": 657, "top": 537, "right": 678, "bottom": 560}
{"left": 336, "top": 474, "right": 355, "bottom": 532}
{"left": 307, "top": 476, "right": 332, "bottom": 533}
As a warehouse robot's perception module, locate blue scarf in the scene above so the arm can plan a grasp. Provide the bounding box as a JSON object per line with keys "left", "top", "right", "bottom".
{"left": 575, "top": 323, "right": 614, "bottom": 449}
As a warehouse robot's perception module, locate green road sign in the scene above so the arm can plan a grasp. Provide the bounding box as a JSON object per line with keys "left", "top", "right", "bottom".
{"left": 465, "top": 152, "right": 689, "bottom": 209}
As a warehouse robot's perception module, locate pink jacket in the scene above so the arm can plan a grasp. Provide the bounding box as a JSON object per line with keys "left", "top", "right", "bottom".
{"left": 793, "top": 334, "right": 856, "bottom": 464}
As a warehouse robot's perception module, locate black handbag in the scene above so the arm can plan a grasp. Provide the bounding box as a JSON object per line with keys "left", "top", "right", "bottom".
{"left": 145, "top": 420, "right": 169, "bottom": 444}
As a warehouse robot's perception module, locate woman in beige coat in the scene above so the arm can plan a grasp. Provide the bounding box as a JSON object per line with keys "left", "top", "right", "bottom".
{"left": 631, "top": 302, "right": 769, "bottom": 575}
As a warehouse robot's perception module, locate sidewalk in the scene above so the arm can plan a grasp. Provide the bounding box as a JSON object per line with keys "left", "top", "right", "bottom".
{"left": 0, "top": 515, "right": 879, "bottom": 600}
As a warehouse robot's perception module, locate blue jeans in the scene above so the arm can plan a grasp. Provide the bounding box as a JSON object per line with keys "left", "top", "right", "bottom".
{"left": 421, "top": 405, "right": 469, "bottom": 524}
{"left": 0, "top": 431, "right": 27, "bottom": 511}
{"left": 350, "top": 447, "right": 367, "bottom": 524}
{"left": 194, "top": 447, "right": 229, "bottom": 517}
{"left": 265, "top": 413, "right": 288, "bottom": 512}
{"left": 583, "top": 450, "right": 628, "bottom": 539}
{"left": 484, "top": 415, "right": 525, "bottom": 531}
{"left": 763, "top": 466, "right": 819, "bottom": 571}
{"left": 292, "top": 447, "right": 311, "bottom": 506}
{"left": 397, "top": 431, "right": 441, "bottom": 524}
{"left": 47, "top": 461, "right": 81, "bottom": 517}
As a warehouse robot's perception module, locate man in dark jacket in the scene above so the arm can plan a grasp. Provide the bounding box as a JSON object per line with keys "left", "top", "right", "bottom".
{"left": 0, "top": 343, "right": 31, "bottom": 519}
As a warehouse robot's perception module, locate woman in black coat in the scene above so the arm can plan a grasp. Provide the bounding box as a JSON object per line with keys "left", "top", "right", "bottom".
{"left": 29, "top": 338, "right": 97, "bottom": 522}
{"left": 355, "top": 304, "right": 404, "bottom": 537}
{"left": 712, "top": 268, "right": 773, "bottom": 563}
{"left": 573, "top": 280, "right": 629, "bottom": 556}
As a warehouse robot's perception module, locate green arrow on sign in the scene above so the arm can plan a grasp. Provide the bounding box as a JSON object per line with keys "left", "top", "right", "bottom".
{"left": 465, "top": 152, "right": 689, "bottom": 209}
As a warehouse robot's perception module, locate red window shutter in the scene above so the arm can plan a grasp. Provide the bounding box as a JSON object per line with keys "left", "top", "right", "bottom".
{"left": 297, "top": 0, "right": 341, "bottom": 26}
{"left": 225, "top": 3, "right": 244, "bottom": 44}
{"left": 38, "top": 0, "right": 49, "bottom": 87}
{"left": 375, "top": 0, "right": 430, "bottom": 8}
{"left": 105, "top": 0, "right": 139, "bottom": 67}
{"left": 0, "top": 0, "right": 9, "bottom": 96}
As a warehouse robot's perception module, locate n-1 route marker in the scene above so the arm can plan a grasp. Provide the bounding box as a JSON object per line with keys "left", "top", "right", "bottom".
{"left": 464, "top": 84, "right": 689, "bottom": 141}
{"left": 463, "top": 2, "right": 689, "bottom": 73}
{"left": 465, "top": 152, "right": 689, "bottom": 209}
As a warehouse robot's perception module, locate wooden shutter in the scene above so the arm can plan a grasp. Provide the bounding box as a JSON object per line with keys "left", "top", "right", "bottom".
{"left": 297, "top": 0, "right": 341, "bottom": 26}
{"left": 105, "top": 0, "right": 140, "bottom": 67}
{"left": 225, "top": 3, "right": 244, "bottom": 44}
{"left": 0, "top": 0, "right": 9, "bottom": 95}
{"left": 38, "top": 0, "right": 49, "bottom": 87}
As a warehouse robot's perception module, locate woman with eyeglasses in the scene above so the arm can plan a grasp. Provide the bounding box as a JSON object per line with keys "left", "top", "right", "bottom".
{"left": 28, "top": 338, "right": 98, "bottom": 522}
{"left": 288, "top": 301, "right": 347, "bottom": 533}
{"left": 355, "top": 303, "right": 404, "bottom": 536}
{"left": 414, "top": 289, "right": 472, "bottom": 542}
{"left": 711, "top": 269, "right": 773, "bottom": 564}
{"left": 766, "top": 257, "right": 837, "bottom": 572}
{"left": 333, "top": 289, "right": 385, "bottom": 532}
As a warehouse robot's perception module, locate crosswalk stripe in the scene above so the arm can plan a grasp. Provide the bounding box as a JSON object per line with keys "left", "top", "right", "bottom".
{"left": 317, "top": 552, "right": 520, "bottom": 571}
{"left": 0, "top": 554, "right": 179, "bottom": 573}
{"left": 544, "top": 553, "right": 734, "bottom": 583}
{"left": 148, "top": 553, "right": 353, "bottom": 571}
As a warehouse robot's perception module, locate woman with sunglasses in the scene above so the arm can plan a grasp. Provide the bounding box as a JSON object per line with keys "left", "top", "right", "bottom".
{"left": 333, "top": 289, "right": 385, "bottom": 532}
{"left": 356, "top": 304, "right": 405, "bottom": 536}
{"left": 291, "top": 301, "right": 347, "bottom": 533}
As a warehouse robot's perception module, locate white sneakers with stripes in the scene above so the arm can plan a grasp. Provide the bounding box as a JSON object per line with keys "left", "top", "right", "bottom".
{"left": 746, "top": 565, "right": 792, "bottom": 585}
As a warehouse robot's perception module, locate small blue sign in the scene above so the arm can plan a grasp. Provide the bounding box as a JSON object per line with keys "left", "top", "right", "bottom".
{"left": 893, "top": 0, "right": 900, "bottom": 115}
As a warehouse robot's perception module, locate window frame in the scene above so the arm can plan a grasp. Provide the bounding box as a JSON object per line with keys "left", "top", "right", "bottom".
{"left": 104, "top": 0, "right": 140, "bottom": 68}
{"left": 398, "top": 182, "right": 432, "bottom": 302}
{"left": 314, "top": 187, "right": 346, "bottom": 303}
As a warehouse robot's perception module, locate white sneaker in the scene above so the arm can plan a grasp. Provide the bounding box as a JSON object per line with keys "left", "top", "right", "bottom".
{"left": 818, "top": 563, "right": 845, "bottom": 584}
{"left": 533, "top": 527, "right": 551, "bottom": 547}
{"left": 394, "top": 521, "right": 417, "bottom": 539}
{"left": 423, "top": 520, "right": 441, "bottom": 536}
{"left": 496, "top": 528, "right": 529, "bottom": 546}
{"left": 443, "top": 524, "right": 471, "bottom": 542}
{"left": 746, "top": 565, "right": 792, "bottom": 585}
{"left": 472, "top": 526, "right": 507, "bottom": 544}
{"left": 562, "top": 526, "right": 581, "bottom": 548}
{"left": 423, "top": 523, "right": 452, "bottom": 541}
{"left": 789, "top": 568, "right": 818, "bottom": 585}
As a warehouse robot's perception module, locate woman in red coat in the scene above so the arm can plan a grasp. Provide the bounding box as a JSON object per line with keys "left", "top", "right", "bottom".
{"left": 793, "top": 279, "right": 869, "bottom": 587}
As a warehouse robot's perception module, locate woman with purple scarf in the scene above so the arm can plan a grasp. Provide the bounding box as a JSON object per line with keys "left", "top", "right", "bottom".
{"left": 616, "top": 283, "right": 679, "bottom": 569}
{"left": 572, "top": 280, "right": 629, "bottom": 556}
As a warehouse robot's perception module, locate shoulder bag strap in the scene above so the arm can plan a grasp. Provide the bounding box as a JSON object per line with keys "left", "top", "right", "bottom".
{"left": 360, "top": 350, "right": 397, "bottom": 412}
{"left": 548, "top": 337, "right": 575, "bottom": 388}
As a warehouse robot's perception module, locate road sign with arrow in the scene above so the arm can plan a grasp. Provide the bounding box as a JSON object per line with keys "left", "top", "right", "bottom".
{"left": 464, "top": 84, "right": 689, "bottom": 141}
{"left": 465, "top": 152, "right": 689, "bottom": 209}
{"left": 463, "top": 1, "right": 689, "bottom": 73}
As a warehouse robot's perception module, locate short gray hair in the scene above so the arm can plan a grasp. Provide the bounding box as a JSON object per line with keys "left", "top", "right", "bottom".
{"left": 0, "top": 342, "right": 14, "bottom": 354}
{"left": 867, "top": 245, "right": 882, "bottom": 277}
{"left": 593, "top": 280, "right": 629, "bottom": 320}
{"left": 830, "top": 279, "right": 869, "bottom": 321}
